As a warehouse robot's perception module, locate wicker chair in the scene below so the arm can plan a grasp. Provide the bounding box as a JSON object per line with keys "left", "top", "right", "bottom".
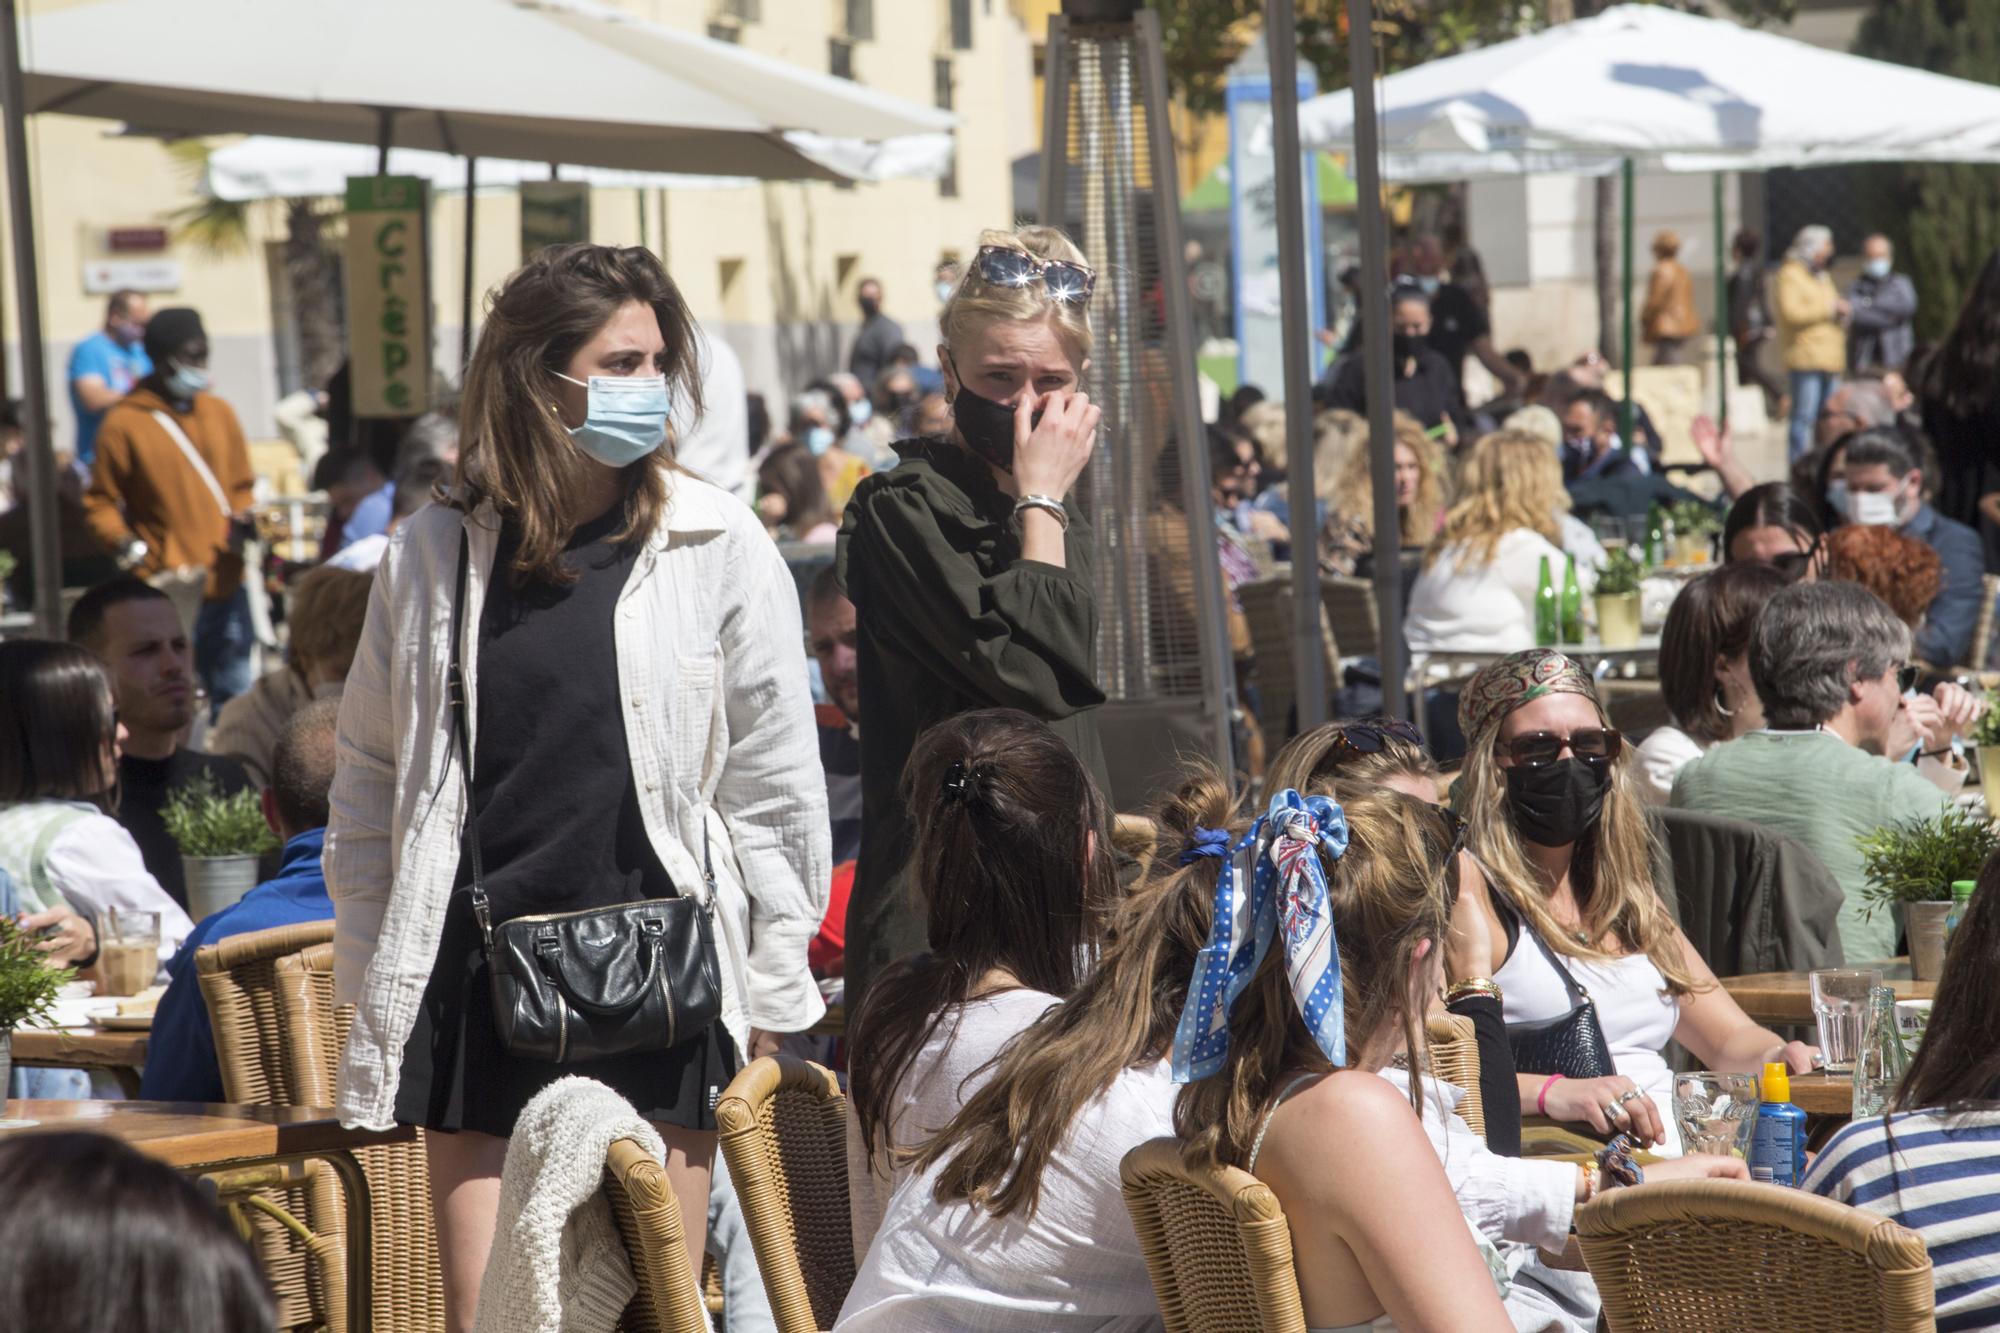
{"left": 273, "top": 944, "right": 448, "bottom": 1332}
{"left": 1423, "top": 1013, "right": 1483, "bottom": 1141}
{"left": 196, "top": 920, "right": 344, "bottom": 1332}
{"left": 1238, "top": 570, "right": 1338, "bottom": 746}
{"left": 602, "top": 1136, "right": 712, "bottom": 1333}
{"left": 1119, "top": 1137, "right": 1307, "bottom": 1333}
{"left": 715, "top": 1056, "right": 854, "bottom": 1333}
{"left": 1320, "top": 576, "right": 1381, "bottom": 660}
{"left": 1576, "top": 1179, "right": 1936, "bottom": 1333}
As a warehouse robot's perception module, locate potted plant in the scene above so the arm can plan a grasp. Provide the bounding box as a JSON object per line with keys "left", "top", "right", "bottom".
{"left": 1973, "top": 692, "right": 2000, "bottom": 815}
{"left": 1594, "top": 547, "right": 1644, "bottom": 648}
{"left": 163, "top": 771, "right": 277, "bottom": 921}
{"left": 1857, "top": 807, "right": 2000, "bottom": 980}
{"left": 0, "top": 916, "right": 69, "bottom": 1095}
{"left": 1667, "top": 500, "right": 1721, "bottom": 567}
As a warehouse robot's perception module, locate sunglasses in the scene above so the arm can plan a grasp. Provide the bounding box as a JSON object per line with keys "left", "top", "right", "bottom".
{"left": 971, "top": 244, "right": 1097, "bottom": 306}
{"left": 1769, "top": 533, "right": 1822, "bottom": 581}
{"left": 1896, "top": 663, "right": 1920, "bottom": 694}
{"left": 1329, "top": 718, "right": 1423, "bottom": 755}
{"left": 1498, "top": 728, "right": 1623, "bottom": 769}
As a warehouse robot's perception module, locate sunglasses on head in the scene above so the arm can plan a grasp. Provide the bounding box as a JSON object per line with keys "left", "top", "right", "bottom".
{"left": 1498, "top": 728, "right": 1623, "bottom": 769}
{"left": 971, "top": 244, "right": 1097, "bottom": 306}
{"left": 1329, "top": 718, "right": 1424, "bottom": 755}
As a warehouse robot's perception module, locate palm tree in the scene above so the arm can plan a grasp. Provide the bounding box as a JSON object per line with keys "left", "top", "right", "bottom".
{"left": 163, "top": 140, "right": 345, "bottom": 390}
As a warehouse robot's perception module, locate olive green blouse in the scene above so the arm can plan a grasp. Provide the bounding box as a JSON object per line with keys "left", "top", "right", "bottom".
{"left": 834, "top": 438, "right": 1108, "bottom": 1007}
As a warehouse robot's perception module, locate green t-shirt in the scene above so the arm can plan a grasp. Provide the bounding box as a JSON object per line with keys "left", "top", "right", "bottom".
{"left": 1670, "top": 730, "right": 1948, "bottom": 964}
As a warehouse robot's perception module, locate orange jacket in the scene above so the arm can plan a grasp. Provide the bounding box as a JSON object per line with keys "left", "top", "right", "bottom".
{"left": 1642, "top": 258, "right": 1700, "bottom": 342}
{"left": 83, "top": 387, "right": 256, "bottom": 600}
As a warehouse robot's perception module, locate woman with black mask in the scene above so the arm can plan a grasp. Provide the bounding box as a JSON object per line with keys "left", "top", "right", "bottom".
{"left": 1451, "top": 650, "right": 1817, "bottom": 1155}
{"left": 835, "top": 226, "right": 1105, "bottom": 1013}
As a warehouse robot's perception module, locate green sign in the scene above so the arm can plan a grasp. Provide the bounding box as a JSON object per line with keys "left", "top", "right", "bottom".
{"left": 520, "top": 181, "right": 591, "bottom": 261}
{"left": 344, "top": 175, "right": 431, "bottom": 417}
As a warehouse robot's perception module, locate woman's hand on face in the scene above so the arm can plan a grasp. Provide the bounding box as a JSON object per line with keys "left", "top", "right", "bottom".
{"left": 1643, "top": 1154, "right": 1750, "bottom": 1185}
{"left": 19, "top": 905, "right": 96, "bottom": 967}
{"left": 1010, "top": 389, "right": 1100, "bottom": 499}
{"left": 1543, "top": 1074, "right": 1666, "bottom": 1147}
{"left": 1445, "top": 856, "right": 1498, "bottom": 982}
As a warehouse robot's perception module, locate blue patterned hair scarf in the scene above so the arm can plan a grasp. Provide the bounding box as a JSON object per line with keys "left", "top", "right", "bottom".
{"left": 1170, "top": 789, "right": 1350, "bottom": 1083}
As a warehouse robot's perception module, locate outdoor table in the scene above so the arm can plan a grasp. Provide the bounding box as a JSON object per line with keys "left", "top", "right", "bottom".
{"left": 10, "top": 1025, "right": 149, "bottom": 1097}
{"left": 0, "top": 1100, "right": 412, "bottom": 1332}
{"left": 1719, "top": 960, "right": 1934, "bottom": 1027}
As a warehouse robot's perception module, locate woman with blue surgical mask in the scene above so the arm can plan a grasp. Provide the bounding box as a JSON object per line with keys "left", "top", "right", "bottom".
{"left": 835, "top": 224, "right": 1105, "bottom": 1017}
{"left": 325, "top": 242, "right": 829, "bottom": 1330}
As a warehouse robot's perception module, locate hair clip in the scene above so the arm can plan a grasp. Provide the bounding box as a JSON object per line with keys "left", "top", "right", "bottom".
{"left": 1179, "top": 826, "right": 1233, "bottom": 865}
{"left": 941, "top": 760, "right": 977, "bottom": 804}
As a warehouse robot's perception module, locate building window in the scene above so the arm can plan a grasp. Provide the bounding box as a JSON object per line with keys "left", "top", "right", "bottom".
{"left": 706, "top": 22, "right": 739, "bottom": 43}
{"left": 718, "top": 0, "right": 760, "bottom": 20}
{"left": 935, "top": 57, "right": 958, "bottom": 198}
{"left": 949, "top": 0, "right": 972, "bottom": 51}
{"left": 829, "top": 36, "right": 854, "bottom": 80}
{"left": 844, "top": 0, "right": 874, "bottom": 41}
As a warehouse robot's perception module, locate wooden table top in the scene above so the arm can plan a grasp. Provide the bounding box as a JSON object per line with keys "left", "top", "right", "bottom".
{"left": 0, "top": 1101, "right": 413, "bottom": 1169}
{"left": 1719, "top": 962, "right": 1935, "bottom": 1026}
{"left": 10, "top": 1026, "right": 150, "bottom": 1070}
{"left": 1778, "top": 1072, "right": 1857, "bottom": 1117}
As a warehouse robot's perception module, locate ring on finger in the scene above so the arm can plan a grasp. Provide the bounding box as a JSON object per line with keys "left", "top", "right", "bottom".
{"left": 1617, "top": 1090, "right": 1642, "bottom": 1105}
{"left": 1605, "top": 1102, "right": 1625, "bottom": 1120}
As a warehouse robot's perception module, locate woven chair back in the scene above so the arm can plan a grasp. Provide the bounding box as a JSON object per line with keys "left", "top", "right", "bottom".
{"left": 1576, "top": 1179, "right": 1935, "bottom": 1333}
{"left": 1119, "top": 1137, "right": 1307, "bottom": 1333}
{"left": 274, "top": 944, "right": 448, "bottom": 1332}
{"left": 1423, "top": 1013, "right": 1484, "bottom": 1141}
{"left": 715, "top": 1056, "right": 855, "bottom": 1333}
{"left": 602, "top": 1136, "right": 711, "bottom": 1333}
{"left": 194, "top": 920, "right": 340, "bottom": 1330}
{"left": 1321, "top": 577, "right": 1380, "bottom": 660}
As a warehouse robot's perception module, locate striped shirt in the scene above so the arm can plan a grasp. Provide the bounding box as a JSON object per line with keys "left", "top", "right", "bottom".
{"left": 1802, "top": 1108, "right": 2000, "bottom": 1332}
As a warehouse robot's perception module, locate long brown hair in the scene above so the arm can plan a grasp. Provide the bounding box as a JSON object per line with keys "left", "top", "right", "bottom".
{"left": 0, "top": 641, "right": 119, "bottom": 812}
{"left": 456, "top": 243, "right": 705, "bottom": 586}
{"left": 847, "top": 709, "right": 1117, "bottom": 1163}
{"left": 1457, "top": 685, "right": 1699, "bottom": 996}
{"left": 914, "top": 769, "right": 1456, "bottom": 1217}
{"left": 1893, "top": 859, "right": 2000, "bottom": 1115}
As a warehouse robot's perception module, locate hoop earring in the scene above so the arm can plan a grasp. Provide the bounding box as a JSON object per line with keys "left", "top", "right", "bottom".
{"left": 1715, "top": 684, "right": 1735, "bottom": 719}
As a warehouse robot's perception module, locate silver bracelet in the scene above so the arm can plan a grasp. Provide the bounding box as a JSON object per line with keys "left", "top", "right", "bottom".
{"left": 1013, "top": 494, "right": 1069, "bottom": 530}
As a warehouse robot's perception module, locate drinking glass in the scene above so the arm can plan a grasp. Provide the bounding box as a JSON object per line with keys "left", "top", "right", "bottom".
{"left": 1591, "top": 515, "right": 1628, "bottom": 552}
{"left": 1674, "top": 1071, "right": 1760, "bottom": 1157}
{"left": 98, "top": 908, "right": 160, "bottom": 998}
{"left": 1811, "top": 967, "right": 1884, "bottom": 1073}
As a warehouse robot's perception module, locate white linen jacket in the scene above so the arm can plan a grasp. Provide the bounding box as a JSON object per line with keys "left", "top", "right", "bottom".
{"left": 326, "top": 476, "right": 830, "bottom": 1130}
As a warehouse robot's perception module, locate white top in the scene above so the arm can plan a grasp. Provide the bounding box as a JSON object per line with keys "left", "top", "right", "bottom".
{"left": 1494, "top": 921, "right": 1684, "bottom": 1157}
{"left": 672, "top": 326, "right": 751, "bottom": 501}
{"left": 324, "top": 532, "right": 387, "bottom": 573}
{"left": 847, "top": 988, "right": 1059, "bottom": 1261}
{"left": 1632, "top": 725, "right": 1705, "bottom": 806}
{"left": 836, "top": 1058, "right": 1178, "bottom": 1331}
{"left": 1406, "top": 528, "right": 1588, "bottom": 654}
{"left": 0, "top": 802, "right": 193, "bottom": 973}
{"left": 325, "top": 479, "right": 831, "bottom": 1131}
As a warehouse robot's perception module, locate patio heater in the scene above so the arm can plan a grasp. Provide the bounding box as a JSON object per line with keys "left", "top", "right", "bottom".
{"left": 1039, "top": 0, "right": 1238, "bottom": 795}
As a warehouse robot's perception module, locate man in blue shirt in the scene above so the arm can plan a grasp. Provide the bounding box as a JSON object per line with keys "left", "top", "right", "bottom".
{"left": 66, "top": 290, "right": 151, "bottom": 466}
{"left": 1841, "top": 426, "right": 1986, "bottom": 668}
{"left": 140, "top": 698, "right": 340, "bottom": 1103}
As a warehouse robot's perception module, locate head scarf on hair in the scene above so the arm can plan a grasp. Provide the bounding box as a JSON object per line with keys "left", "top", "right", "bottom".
{"left": 1458, "top": 648, "right": 1599, "bottom": 744}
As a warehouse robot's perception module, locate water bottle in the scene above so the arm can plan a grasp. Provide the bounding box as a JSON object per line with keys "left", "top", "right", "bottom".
{"left": 1946, "top": 879, "right": 1977, "bottom": 952}
{"left": 1851, "top": 985, "right": 1909, "bottom": 1120}
{"left": 1560, "top": 554, "right": 1583, "bottom": 644}
{"left": 1750, "top": 1062, "right": 1806, "bottom": 1186}
{"left": 1534, "top": 554, "right": 1559, "bottom": 646}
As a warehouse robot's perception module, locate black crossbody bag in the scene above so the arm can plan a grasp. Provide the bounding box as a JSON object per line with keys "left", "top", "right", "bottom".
{"left": 1503, "top": 904, "right": 1617, "bottom": 1083}
{"left": 447, "top": 529, "right": 722, "bottom": 1064}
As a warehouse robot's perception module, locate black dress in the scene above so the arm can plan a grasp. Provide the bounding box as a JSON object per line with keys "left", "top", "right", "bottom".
{"left": 395, "top": 508, "right": 738, "bottom": 1136}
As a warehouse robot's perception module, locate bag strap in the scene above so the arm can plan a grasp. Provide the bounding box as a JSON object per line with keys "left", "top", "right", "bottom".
{"left": 149, "top": 409, "right": 232, "bottom": 520}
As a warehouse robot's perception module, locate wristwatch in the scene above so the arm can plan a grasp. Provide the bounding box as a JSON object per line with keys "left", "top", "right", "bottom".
{"left": 116, "top": 539, "right": 149, "bottom": 571}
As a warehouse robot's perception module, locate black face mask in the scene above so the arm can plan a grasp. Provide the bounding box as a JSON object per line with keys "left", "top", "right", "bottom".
{"left": 859, "top": 296, "right": 881, "bottom": 319}
{"left": 946, "top": 353, "right": 1038, "bottom": 473}
{"left": 1393, "top": 332, "right": 1422, "bottom": 363}
{"left": 1503, "top": 758, "right": 1612, "bottom": 848}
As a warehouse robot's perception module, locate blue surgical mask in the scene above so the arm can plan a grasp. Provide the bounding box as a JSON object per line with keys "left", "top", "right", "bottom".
{"left": 165, "top": 361, "right": 208, "bottom": 398}
{"left": 556, "top": 372, "right": 671, "bottom": 468}
{"left": 806, "top": 425, "right": 836, "bottom": 456}
{"left": 935, "top": 279, "right": 956, "bottom": 304}
{"left": 1826, "top": 479, "right": 1850, "bottom": 518}
{"left": 849, "top": 397, "right": 873, "bottom": 425}
{"left": 1414, "top": 274, "right": 1442, "bottom": 296}
{"left": 1864, "top": 257, "right": 1892, "bottom": 280}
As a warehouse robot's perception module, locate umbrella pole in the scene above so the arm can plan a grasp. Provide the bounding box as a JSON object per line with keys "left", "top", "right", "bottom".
{"left": 1265, "top": 0, "right": 1327, "bottom": 732}
{"left": 1712, "top": 171, "right": 1727, "bottom": 427}
{"left": 1345, "top": 0, "right": 1406, "bottom": 721}
{"left": 0, "top": 0, "right": 61, "bottom": 636}
{"left": 461, "top": 156, "right": 477, "bottom": 373}
{"left": 1620, "top": 158, "right": 1635, "bottom": 448}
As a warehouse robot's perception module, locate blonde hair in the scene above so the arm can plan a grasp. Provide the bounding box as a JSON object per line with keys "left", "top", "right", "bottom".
{"left": 1424, "top": 429, "right": 1568, "bottom": 569}
{"left": 1330, "top": 411, "right": 1449, "bottom": 547}
{"left": 1457, "top": 689, "right": 1700, "bottom": 997}
{"left": 286, "top": 566, "right": 374, "bottom": 682}
{"left": 1239, "top": 401, "right": 1289, "bottom": 472}
{"left": 913, "top": 770, "right": 1456, "bottom": 1214}
{"left": 1311, "top": 409, "right": 1366, "bottom": 506}
{"left": 939, "top": 226, "right": 1095, "bottom": 365}
{"left": 1265, "top": 720, "right": 1440, "bottom": 800}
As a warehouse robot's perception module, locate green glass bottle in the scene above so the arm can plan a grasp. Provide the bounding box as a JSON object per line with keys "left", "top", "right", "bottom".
{"left": 1645, "top": 502, "right": 1665, "bottom": 568}
{"left": 1534, "top": 555, "right": 1558, "bottom": 646}
{"left": 1946, "top": 879, "right": 1977, "bottom": 951}
{"left": 1560, "top": 554, "right": 1583, "bottom": 644}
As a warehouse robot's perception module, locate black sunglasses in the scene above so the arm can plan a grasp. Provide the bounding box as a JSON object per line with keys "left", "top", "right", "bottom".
{"left": 1769, "top": 533, "right": 1822, "bottom": 581}
{"left": 1499, "top": 728, "right": 1624, "bottom": 769}
{"left": 1896, "top": 663, "right": 1920, "bottom": 695}
{"left": 1329, "top": 718, "right": 1424, "bottom": 755}
{"left": 971, "top": 244, "right": 1097, "bottom": 306}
